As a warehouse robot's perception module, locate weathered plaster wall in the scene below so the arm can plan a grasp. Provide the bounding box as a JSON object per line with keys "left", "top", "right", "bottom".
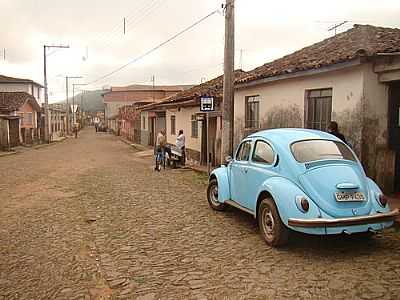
{"left": 166, "top": 107, "right": 202, "bottom": 164}
{"left": 19, "top": 101, "right": 37, "bottom": 129}
{"left": 234, "top": 65, "right": 364, "bottom": 151}
{"left": 361, "top": 63, "right": 395, "bottom": 192}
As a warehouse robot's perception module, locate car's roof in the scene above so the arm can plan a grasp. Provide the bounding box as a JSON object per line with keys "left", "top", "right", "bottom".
{"left": 248, "top": 128, "right": 340, "bottom": 145}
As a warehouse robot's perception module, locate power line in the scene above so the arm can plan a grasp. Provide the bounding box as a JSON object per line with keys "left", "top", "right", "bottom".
{"left": 97, "top": 0, "right": 164, "bottom": 51}
{"left": 87, "top": 9, "right": 219, "bottom": 86}
{"left": 89, "top": 0, "right": 162, "bottom": 48}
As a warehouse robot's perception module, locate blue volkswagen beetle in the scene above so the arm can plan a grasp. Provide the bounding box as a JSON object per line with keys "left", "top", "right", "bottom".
{"left": 207, "top": 128, "right": 399, "bottom": 247}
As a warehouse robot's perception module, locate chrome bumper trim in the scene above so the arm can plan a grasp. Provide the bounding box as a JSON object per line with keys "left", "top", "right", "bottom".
{"left": 288, "top": 209, "right": 400, "bottom": 228}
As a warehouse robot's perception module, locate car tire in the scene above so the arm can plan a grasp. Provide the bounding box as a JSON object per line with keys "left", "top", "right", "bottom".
{"left": 258, "top": 197, "right": 289, "bottom": 247}
{"left": 207, "top": 178, "right": 226, "bottom": 211}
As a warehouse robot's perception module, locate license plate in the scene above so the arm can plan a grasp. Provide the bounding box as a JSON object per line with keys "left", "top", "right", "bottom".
{"left": 335, "top": 191, "right": 366, "bottom": 202}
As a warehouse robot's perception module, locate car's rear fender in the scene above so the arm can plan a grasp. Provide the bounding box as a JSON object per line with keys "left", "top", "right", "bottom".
{"left": 256, "top": 177, "right": 324, "bottom": 233}
{"left": 209, "top": 166, "right": 230, "bottom": 202}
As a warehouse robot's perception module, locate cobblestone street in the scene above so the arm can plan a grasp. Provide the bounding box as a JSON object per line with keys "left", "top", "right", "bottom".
{"left": 0, "top": 128, "right": 400, "bottom": 299}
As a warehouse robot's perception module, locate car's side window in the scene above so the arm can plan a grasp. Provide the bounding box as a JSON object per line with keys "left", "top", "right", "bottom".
{"left": 252, "top": 140, "right": 275, "bottom": 164}
{"left": 236, "top": 141, "right": 252, "bottom": 161}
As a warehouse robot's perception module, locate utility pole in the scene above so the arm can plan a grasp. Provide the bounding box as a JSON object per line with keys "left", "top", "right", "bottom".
{"left": 239, "top": 49, "right": 243, "bottom": 70}
{"left": 222, "top": 0, "right": 235, "bottom": 159}
{"left": 65, "top": 76, "right": 82, "bottom": 135}
{"left": 151, "top": 75, "right": 155, "bottom": 102}
{"left": 43, "top": 44, "right": 69, "bottom": 143}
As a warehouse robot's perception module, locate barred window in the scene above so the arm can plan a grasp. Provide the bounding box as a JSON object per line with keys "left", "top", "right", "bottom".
{"left": 171, "top": 115, "right": 176, "bottom": 135}
{"left": 305, "top": 88, "right": 332, "bottom": 131}
{"left": 245, "top": 95, "right": 260, "bottom": 129}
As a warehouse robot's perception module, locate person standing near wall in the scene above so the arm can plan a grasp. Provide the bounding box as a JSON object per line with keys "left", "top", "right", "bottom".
{"left": 176, "top": 129, "right": 186, "bottom": 166}
{"left": 328, "top": 121, "right": 347, "bottom": 144}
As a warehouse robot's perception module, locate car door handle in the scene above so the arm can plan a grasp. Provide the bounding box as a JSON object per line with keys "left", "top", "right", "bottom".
{"left": 243, "top": 168, "right": 248, "bottom": 174}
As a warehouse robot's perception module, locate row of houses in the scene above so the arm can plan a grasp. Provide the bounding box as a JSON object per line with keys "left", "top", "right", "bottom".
{"left": 104, "top": 24, "right": 400, "bottom": 194}
{"left": 0, "top": 75, "right": 81, "bottom": 150}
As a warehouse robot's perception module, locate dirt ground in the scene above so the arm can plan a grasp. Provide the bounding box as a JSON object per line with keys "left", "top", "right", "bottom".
{"left": 0, "top": 128, "right": 399, "bottom": 299}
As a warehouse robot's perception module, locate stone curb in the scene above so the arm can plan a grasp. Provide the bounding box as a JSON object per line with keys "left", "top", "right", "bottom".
{"left": 0, "top": 151, "right": 17, "bottom": 158}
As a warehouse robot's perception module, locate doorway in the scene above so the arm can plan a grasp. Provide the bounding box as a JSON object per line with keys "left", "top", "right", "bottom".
{"left": 396, "top": 153, "right": 400, "bottom": 193}
{"left": 388, "top": 81, "right": 400, "bottom": 192}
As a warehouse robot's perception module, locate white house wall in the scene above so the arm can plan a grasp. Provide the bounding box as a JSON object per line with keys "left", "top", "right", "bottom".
{"left": 0, "top": 83, "right": 30, "bottom": 93}
{"left": 234, "top": 65, "right": 364, "bottom": 153}
{"left": 166, "top": 107, "right": 202, "bottom": 162}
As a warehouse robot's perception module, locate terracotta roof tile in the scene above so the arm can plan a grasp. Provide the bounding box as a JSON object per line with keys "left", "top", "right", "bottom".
{"left": 239, "top": 24, "right": 400, "bottom": 84}
{"left": 0, "top": 92, "right": 41, "bottom": 113}
{"left": 142, "top": 70, "right": 246, "bottom": 110}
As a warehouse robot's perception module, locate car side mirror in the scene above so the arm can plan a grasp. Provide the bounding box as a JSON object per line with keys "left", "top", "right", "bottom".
{"left": 223, "top": 155, "right": 233, "bottom": 166}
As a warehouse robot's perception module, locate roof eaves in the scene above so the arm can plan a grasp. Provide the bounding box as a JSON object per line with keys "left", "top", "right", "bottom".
{"left": 236, "top": 58, "right": 362, "bottom": 89}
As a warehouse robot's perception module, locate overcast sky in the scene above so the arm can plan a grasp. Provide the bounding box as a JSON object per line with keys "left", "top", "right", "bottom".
{"left": 0, "top": 0, "right": 399, "bottom": 102}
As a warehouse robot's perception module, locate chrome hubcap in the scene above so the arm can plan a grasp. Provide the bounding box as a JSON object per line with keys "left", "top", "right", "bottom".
{"left": 262, "top": 208, "right": 275, "bottom": 239}
{"left": 209, "top": 184, "right": 219, "bottom": 206}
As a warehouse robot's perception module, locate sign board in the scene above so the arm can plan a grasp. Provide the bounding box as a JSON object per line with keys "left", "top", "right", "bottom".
{"left": 200, "top": 97, "right": 215, "bottom": 112}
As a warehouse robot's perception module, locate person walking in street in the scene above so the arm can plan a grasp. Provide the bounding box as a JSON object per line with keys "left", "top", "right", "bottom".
{"left": 328, "top": 121, "right": 347, "bottom": 144}
{"left": 155, "top": 130, "right": 166, "bottom": 171}
{"left": 176, "top": 129, "right": 186, "bottom": 166}
{"left": 73, "top": 124, "right": 79, "bottom": 139}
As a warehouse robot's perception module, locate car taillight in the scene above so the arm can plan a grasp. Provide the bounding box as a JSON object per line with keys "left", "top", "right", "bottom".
{"left": 378, "top": 194, "right": 388, "bottom": 207}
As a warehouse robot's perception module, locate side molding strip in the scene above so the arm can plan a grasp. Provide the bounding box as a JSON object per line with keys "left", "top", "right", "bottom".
{"left": 225, "top": 200, "right": 256, "bottom": 217}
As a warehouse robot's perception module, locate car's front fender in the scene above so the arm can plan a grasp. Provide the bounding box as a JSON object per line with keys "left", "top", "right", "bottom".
{"left": 209, "top": 166, "right": 230, "bottom": 202}
{"left": 257, "top": 177, "right": 324, "bottom": 234}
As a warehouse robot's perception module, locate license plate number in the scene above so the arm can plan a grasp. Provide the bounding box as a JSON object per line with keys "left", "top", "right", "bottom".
{"left": 335, "top": 191, "right": 366, "bottom": 202}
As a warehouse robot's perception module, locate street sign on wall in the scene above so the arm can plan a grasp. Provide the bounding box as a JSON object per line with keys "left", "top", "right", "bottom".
{"left": 200, "top": 96, "right": 215, "bottom": 112}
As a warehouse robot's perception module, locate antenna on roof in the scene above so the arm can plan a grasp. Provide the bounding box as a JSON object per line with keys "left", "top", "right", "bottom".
{"left": 328, "top": 21, "right": 348, "bottom": 36}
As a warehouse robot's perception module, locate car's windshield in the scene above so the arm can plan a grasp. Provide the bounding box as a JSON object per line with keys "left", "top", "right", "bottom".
{"left": 291, "top": 139, "right": 356, "bottom": 163}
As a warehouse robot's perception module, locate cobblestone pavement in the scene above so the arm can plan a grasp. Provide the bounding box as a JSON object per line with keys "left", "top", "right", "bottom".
{"left": 1, "top": 129, "right": 400, "bottom": 300}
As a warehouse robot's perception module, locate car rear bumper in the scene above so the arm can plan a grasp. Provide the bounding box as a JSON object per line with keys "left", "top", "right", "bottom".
{"left": 288, "top": 209, "right": 400, "bottom": 228}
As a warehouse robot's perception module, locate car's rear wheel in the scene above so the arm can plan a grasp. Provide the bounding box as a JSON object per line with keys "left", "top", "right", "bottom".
{"left": 258, "top": 197, "right": 289, "bottom": 247}
{"left": 207, "top": 178, "right": 226, "bottom": 211}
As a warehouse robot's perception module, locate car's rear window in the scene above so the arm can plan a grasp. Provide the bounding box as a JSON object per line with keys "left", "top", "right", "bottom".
{"left": 291, "top": 140, "right": 356, "bottom": 163}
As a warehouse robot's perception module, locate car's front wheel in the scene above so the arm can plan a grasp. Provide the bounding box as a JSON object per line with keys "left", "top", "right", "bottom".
{"left": 258, "top": 197, "right": 289, "bottom": 247}
{"left": 207, "top": 178, "right": 226, "bottom": 211}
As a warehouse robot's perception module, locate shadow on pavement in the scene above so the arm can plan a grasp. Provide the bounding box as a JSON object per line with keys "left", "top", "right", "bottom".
{"left": 223, "top": 205, "right": 399, "bottom": 255}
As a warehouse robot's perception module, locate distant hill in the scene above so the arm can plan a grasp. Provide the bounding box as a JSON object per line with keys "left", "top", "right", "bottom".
{"left": 58, "top": 90, "right": 105, "bottom": 112}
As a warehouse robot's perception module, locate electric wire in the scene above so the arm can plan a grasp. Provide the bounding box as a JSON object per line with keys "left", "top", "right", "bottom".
{"left": 87, "top": 9, "right": 219, "bottom": 86}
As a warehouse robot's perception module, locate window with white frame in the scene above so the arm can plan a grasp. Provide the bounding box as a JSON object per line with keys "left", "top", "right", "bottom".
{"left": 245, "top": 95, "right": 260, "bottom": 129}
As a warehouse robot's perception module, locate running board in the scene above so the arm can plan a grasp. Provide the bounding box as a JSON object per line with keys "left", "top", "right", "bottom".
{"left": 225, "top": 200, "right": 255, "bottom": 217}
